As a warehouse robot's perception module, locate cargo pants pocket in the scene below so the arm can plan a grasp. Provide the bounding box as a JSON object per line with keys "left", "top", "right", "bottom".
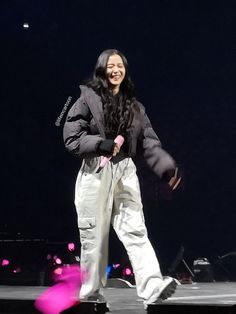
{"left": 78, "top": 217, "right": 96, "bottom": 253}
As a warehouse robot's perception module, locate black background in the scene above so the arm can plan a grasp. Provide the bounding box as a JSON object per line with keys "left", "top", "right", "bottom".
{"left": 1, "top": 0, "right": 236, "bottom": 271}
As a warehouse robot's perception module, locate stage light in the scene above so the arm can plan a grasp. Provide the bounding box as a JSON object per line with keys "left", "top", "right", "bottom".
{"left": 68, "top": 243, "right": 75, "bottom": 252}
{"left": 106, "top": 265, "right": 112, "bottom": 277}
{"left": 23, "top": 22, "right": 29, "bottom": 29}
{"left": 13, "top": 267, "right": 21, "bottom": 273}
{"left": 55, "top": 257, "right": 62, "bottom": 265}
{"left": 122, "top": 267, "right": 132, "bottom": 276}
{"left": 113, "top": 263, "right": 121, "bottom": 269}
{"left": 53, "top": 267, "right": 63, "bottom": 275}
{"left": 1, "top": 259, "right": 10, "bottom": 266}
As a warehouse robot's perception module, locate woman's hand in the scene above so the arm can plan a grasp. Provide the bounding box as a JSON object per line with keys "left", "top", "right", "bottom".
{"left": 112, "top": 143, "right": 121, "bottom": 156}
{"left": 168, "top": 167, "right": 182, "bottom": 190}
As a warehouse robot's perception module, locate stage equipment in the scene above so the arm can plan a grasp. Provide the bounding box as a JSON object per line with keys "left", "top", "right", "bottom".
{"left": 193, "top": 258, "right": 214, "bottom": 282}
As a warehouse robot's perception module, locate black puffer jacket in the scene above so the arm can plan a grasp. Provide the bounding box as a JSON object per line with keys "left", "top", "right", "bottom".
{"left": 63, "top": 85, "right": 175, "bottom": 178}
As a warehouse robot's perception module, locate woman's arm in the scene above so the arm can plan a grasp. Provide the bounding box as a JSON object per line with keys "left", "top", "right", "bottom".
{"left": 140, "top": 109, "right": 176, "bottom": 178}
{"left": 63, "top": 96, "right": 116, "bottom": 158}
{"left": 63, "top": 96, "right": 104, "bottom": 157}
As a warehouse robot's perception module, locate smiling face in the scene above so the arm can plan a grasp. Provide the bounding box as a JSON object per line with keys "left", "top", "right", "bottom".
{"left": 106, "top": 54, "right": 126, "bottom": 94}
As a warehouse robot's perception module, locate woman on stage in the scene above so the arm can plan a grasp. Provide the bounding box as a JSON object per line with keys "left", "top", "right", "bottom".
{"left": 63, "top": 49, "right": 180, "bottom": 307}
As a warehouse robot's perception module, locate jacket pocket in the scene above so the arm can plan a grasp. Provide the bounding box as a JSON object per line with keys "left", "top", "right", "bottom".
{"left": 78, "top": 217, "right": 96, "bottom": 230}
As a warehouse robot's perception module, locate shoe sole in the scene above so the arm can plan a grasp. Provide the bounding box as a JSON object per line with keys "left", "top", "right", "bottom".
{"left": 159, "top": 279, "right": 177, "bottom": 300}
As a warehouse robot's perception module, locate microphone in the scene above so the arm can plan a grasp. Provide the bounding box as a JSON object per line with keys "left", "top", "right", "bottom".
{"left": 99, "top": 135, "right": 124, "bottom": 168}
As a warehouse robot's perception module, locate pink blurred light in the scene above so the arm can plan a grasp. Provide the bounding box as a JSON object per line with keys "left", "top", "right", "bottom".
{"left": 34, "top": 265, "right": 84, "bottom": 314}
{"left": 2, "top": 259, "right": 10, "bottom": 266}
{"left": 46, "top": 254, "right": 52, "bottom": 260}
{"left": 123, "top": 267, "right": 132, "bottom": 276}
{"left": 68, "top": 243, "right": 75, "bottom": 252}
{"left": 53, "top": 267, "right": 63, "bottom": 275}
{"left": 113, "top": 263, "right": 121, "bottom": 269}
{"left": 55, "top": 258, "right": 62, "bottom": 265}
{"left": 13, "top": 267, "right": 21, "bottom": 273}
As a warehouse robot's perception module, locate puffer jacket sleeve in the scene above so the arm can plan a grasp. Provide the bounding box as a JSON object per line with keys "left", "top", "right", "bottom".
{"left": 63, "top": 96, "right": 103, "bottom": 157}
{"left": 141, "top": 108, "right": 176, "bottom": 178}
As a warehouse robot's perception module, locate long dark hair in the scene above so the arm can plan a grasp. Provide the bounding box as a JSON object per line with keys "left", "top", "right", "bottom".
{"left": 87, "top": 49, "right": 137, "bottom": 137}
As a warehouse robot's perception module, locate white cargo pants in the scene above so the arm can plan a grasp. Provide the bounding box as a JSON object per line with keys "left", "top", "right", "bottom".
{"left": 75, "top": 156, "right": 164, "bottom": 301}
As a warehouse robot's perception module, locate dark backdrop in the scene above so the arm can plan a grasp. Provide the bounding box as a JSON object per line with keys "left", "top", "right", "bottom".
{"left": 1, "top": 0, "right": 235, "bottom": 270}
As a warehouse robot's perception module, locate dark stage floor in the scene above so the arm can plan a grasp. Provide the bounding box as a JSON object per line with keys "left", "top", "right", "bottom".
{"left": 0, "top": 282, "right": 236, "bottom": 313}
